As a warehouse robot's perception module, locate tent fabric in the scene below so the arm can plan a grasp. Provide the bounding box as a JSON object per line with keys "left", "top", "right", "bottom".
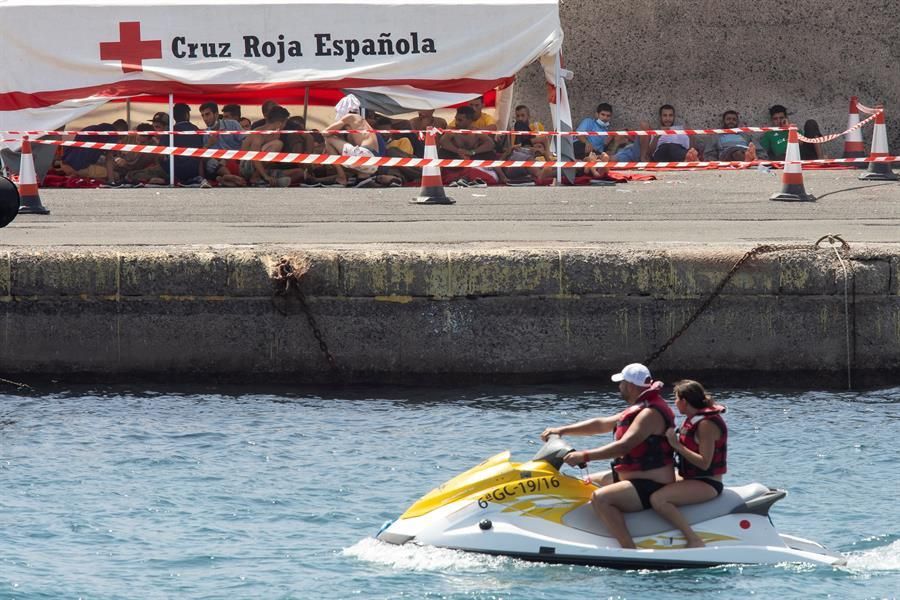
{"left": 0, "top": 0, "right": 564, "bottom": 133}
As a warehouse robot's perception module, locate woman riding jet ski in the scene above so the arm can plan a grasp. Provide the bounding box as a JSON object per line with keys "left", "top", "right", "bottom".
{"left": 376, "top": 434, "right": 846, "bottom": 569}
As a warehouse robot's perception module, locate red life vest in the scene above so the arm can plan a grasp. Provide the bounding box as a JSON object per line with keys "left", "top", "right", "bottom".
{"left": 677, "top": 405, "right": 727, "bottom": 478}
{"left": 612, "top": 387, "right": 675, "bottom": 473}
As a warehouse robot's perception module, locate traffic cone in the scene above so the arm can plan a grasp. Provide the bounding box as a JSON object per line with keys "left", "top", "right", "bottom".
{"left": 859, "top": 106, "right": 898, "bottom": 181}
{"left": 0, "top": 175, "right": 20, "bottom": 228}
{"left": 770, "top": 128, "right": 815, "bottom": 202}
{"left": 17, "top": 137, "right": 50, "bottom": 214}
{"left": 843, "top": 97, "right": 866, "bottom": 160}
{"left": 410, "top": 128, "right": 455, "bottom": 205}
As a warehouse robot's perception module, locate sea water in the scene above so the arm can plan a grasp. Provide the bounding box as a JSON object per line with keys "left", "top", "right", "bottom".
{"left": 1, "top": 385, "right": 898, "bottom": 599}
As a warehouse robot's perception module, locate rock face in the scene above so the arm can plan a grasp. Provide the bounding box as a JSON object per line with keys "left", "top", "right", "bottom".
{"left": 2, "top": 246, "right": 897, "bottom": 386}
{"left": 516, "top": 1, "right": 900, "bottom": 154}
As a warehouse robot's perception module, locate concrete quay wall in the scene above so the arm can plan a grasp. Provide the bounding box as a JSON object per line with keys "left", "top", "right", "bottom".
{"left": 2, "top": 247, "right": 898, "bottom": 385}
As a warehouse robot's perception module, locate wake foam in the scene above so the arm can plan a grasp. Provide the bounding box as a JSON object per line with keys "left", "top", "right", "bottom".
{"left": 343, "top": 537, "right": 521, "bottom": 572}
{"left": 844, "top": 539, "right": 900, "bottom": 571}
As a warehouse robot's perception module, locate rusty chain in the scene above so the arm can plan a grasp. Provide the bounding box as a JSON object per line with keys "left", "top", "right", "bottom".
{"left": 271, "top": 257, "right": 338, "bottom": 372}
{"left": 0, "top": 376, "right": 34, "bottom": 391}
{"left": 644, "top": 235, "right": 850, "bottom": 366}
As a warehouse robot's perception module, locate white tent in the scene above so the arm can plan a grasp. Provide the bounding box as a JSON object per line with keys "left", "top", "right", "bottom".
{"left": 0, "top": 0, "right": 573, "bottom": 141}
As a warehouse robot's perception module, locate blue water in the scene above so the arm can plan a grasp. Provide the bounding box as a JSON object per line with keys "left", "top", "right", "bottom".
{"left": 1, "top": 385, "right": 898, "bottom": 599}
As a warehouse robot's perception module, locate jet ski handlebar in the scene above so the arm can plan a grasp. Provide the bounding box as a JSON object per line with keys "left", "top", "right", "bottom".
{"left": 532, "top": 434, "right": 585, "bottom": 470}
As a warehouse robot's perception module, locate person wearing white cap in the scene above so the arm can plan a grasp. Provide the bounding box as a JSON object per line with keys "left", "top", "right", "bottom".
{"left": 322, "top": 94, "right": 380, "bottom": 186}
{"left": 540, "top": 362, "right": 676, "bottom": 549}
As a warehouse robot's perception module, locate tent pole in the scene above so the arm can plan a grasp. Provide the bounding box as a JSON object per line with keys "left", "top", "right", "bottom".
{"left": 168, "top": 93, "right": 175, "bottom": 188}
{"left": 554, "top": 55, "right": 562, "bottom": 186}
{"left": 302, "top": 87, "right": 310, "bottom": 124}
{"left": 126, "top": 99, "right": 131, "bottom": 129}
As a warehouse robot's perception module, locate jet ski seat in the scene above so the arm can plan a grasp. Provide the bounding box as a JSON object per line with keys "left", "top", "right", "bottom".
{"left": 562, "top": 483, "right": 784, "bottom": 538}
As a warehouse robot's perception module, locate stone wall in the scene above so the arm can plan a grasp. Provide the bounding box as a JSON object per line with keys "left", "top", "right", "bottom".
{"left": 516, "top": 0, "right": 900, "bottom": 154}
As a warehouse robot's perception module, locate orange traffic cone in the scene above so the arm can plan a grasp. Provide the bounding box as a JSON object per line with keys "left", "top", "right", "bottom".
{"left": 770, "top": 128, "right": 815, "bottom": 202}
{"left": 1, "top": 175, "right": 20, "bottom": 227}
{"left": 842, "top": 97, "right": 865, "bottom": 160}
{"left": 17, "top": 137, "right": 50, "bottom": 214}
{"left": 859, "top": 106, "right": 898, "bottom": 181}
{"left": 410, "top": 128, "right": 454, "bottom": 205}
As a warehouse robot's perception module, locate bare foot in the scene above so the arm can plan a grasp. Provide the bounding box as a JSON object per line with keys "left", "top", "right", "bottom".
{"left": 745, "top": 142, "right": 757, "bottom": 162}
{"left": 684, "top": 148, "right": 699, "bottom": 161}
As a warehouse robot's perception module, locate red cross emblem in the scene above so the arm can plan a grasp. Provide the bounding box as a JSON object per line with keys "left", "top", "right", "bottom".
{"left": 100, "top": 22, "right": 162, "bottom": 73}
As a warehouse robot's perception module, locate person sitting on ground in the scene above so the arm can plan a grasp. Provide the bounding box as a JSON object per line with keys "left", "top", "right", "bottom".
{"left": 613, "top": 105, "right": 699, "bottom": 163}
{"left": 703, "top": 110, "right": 757, "bottom": 162}
{"left": 250, "top": 99, "right": 278, "bottom": 129}
{"left": 410, "top": 109, "right": 448, "bottom": 133}
{"left": 239, "top": 117, "right": 252, "bottom": 131}
{"left": 410, "top": 109, "right": 447, "bottom": 156}
{"left": 448, "top": 96, "right": 496, "bottom": 131}
{"left": 60, "top": 120, "right": 127, "bottom": 181}
{"left": 510, "top": 104, "right": 547, "bottom": 148}
{"left": 650, "top": 104, "right": 697, "bottom": 162}
{"left": 198, "top": 101, "right": 244, "bottom": 187}
{"left": 126, "top": 113, "right": 170, "bottom": 185}
{"left": 109, "top": 123, "right": 158, "bottom": 185}
{"left": 273, "top": 116, "right": 317, "bottom": 186}
{"left": 498, "top": 137, "right": 556, "bottom": 185}
{"left": 157, "top": 103, "right": 204, "bottom": 186}
{"left": 574, "top": 102, "right": 615, "bottom": 159}
{"left": 649, "top": 380, "right": 727, "bottom": 549}
{"left": 322, "top": 94, "right": 380, "bottom": 186}
{"left": 238, "top": 104, "right": 291, "bottom": 187}
{"left": 759, "top": 104, "right": 825, "bottom": 161}
{"left": 541, "top": 363, "right": 676, "bottom": 549}
{"left": 439, "top": 106, "right": 497, "bottom": 160}
{"left": 222, "top": 104, "right": 242, "bottom": 123}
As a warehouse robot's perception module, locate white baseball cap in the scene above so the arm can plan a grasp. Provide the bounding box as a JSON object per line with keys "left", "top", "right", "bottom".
{"left": 611, "top": 363, "right": 652, "bottom": 387}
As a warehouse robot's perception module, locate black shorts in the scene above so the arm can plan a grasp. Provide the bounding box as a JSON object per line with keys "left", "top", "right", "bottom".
{"left": 694, "top": 477, "right": 724, "bottom": 496}
{"left": 612, "top": 470, "right": 666, "bottom": 509}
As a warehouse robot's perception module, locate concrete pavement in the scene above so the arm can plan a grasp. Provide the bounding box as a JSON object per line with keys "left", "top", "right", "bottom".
{"left": 3, "top": 170, "right": 898, "bottom": 247}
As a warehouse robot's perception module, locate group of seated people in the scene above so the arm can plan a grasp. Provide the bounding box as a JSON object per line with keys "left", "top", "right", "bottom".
{"left": 54, "top": 96, "right": 823, "bottom": 189}
{"left": 574, "top": 102, "right": 825, "bottom": 164}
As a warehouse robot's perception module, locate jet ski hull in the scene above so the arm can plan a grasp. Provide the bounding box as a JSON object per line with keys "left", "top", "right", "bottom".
{"left": 376, "top": 442, "right": 845, "bottom": 569}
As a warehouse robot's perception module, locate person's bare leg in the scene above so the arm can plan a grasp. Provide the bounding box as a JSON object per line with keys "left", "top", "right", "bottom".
{"left": 745, "top": 142, "right": 757, "bottom": 162}
{"left": 649, "top": 480, "right": 718, "bottom": 548}
{"left": 638, "top": 120, "right": 652, "bottom": 161}
{"left": 684, "top": 148, "right": 699, "bottom": 161}
{"left": 590, "top": 152, "right": 610, "bottom": 178}
{"left": 591, "top": 481, "right": 644, "bottom": 549}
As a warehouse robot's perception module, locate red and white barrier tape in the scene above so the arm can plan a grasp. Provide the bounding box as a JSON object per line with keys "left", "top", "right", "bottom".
{"left": 856, "top": 102, "right": 881, "bottom": 115}
{"left": 25, "top": 138, "right": 900, "bottom": 170}
{"left": 0, "top": 126, "right": 797, "bottom": 138}
{"left": 796, "top": 111, "right": 879, "bottom": 144}
{"left": 0, "top": 118, "right": 883, "bottom": 140}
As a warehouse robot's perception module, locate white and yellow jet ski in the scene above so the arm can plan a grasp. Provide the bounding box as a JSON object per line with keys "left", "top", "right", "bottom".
{"left": 377, "top": 436, "right": 846, "bottom": 570}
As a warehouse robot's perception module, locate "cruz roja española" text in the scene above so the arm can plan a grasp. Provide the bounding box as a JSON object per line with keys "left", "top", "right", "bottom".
{"left": 171, "top": 32, "right": 437, "bottom": 64}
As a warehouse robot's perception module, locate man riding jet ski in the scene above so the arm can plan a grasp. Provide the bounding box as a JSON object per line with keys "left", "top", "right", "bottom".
{"left": 377, "top": 364, "right": 845, "bottom": 569}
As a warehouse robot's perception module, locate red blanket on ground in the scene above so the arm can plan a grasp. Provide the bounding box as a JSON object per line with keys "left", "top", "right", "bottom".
{"left": 41, "top": 174, "right": 104, "bottom": 188}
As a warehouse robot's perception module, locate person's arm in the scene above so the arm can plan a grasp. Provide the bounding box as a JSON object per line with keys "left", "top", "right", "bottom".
{"left": 666, "top": 420, "right": 720, "bottom": 470}
{"left": 323, "top": 115, "right": 352, "bottom": 132}
{"left": 541, "top": 414, "right": 620, "bottom": 441}
{"left": 472, "top": 134, "right": 495, "bottom": 155}
{"left": 564, "top": 408, "right": 662, "bottom": 464}
{"left": 439, "top": 133, "right": 464, "bottom": 155}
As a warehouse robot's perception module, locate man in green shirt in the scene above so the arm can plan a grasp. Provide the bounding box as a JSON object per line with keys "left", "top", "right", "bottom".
{"left": 759, "top": 104, "right": 790, "bottom": 160}
{"left": 760, "top": 104, "right": 825, "bottom": 161}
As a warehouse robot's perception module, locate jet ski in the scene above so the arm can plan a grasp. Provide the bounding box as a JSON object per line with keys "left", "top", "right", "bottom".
{"left": 377, "top": 436, "right": 846, "bottom": 569}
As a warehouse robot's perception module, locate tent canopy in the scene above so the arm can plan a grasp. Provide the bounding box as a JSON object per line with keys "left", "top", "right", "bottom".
{"left": 0, "top": 0, "right": 564, "bottom": 131}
